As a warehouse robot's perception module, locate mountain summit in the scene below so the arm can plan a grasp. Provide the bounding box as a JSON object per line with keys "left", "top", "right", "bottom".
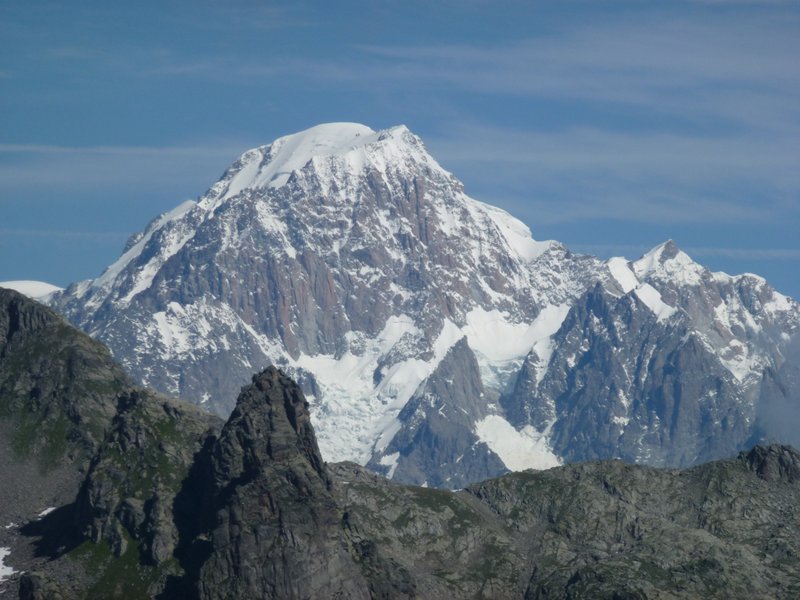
{"left": 50, "top": 123, "right": 800, "bottom": 487}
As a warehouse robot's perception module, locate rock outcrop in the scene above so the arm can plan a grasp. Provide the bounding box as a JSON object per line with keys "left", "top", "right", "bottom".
{"left": 0, "top": 288, "right": 130, "bottom": 592}
{"left": 0, "top": 287, "right": 126, "bottom": 474}
{"left": 194, "top": 368, "right": 370, "bottom": 599}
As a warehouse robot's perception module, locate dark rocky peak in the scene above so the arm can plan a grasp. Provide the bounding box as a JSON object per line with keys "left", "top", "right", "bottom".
{"left": 195, "top": 366, "right": 369, "bottom": 599}
{"left": 658, "top": 239, "right": 681, "bottom": 262}
{"left": 741, "top": 444, "right": 800, "bottom": 483}
{"left": 212, "top": 367, "right": 327, "bottom": 487}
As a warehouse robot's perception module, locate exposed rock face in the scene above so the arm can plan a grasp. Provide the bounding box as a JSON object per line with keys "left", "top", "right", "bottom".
{"left": 367, "top": 337, "right": 507, "bottom": 488}
{"left": 742, "top": 444, "right": 800, "bottom": 483}
{"left": 0, "top": 288, "right": 126, "bottom": 471}
{"left": 0, "top": 288, "right": 128, "bottom": 558}
{"left": 75, "top": 389, "right": 220, "bottom": 566}
{"left": 504, "top": 245, "right": 800, "bottom": 468}
{"left": 463, "top": 451, "right": 800, "bottom": 599}
{"left": 46, "top": 125, "right": 800, "bottom": 487}
{"left": 0, "top": 290, "right": 222, "bottom": 600}
{"left": 195, "top": 368, "right": 370, "bottom": 599}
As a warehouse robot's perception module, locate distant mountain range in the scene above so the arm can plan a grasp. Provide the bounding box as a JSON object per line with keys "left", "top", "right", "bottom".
{"left": 42, "top": 122, "right": 800, "bottom": 488}
{"left": 1, "top": 288, "right": 799, "bottom": 599}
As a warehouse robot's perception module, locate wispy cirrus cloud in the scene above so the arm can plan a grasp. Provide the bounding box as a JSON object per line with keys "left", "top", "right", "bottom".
{"left": 129, "top": 6, "right": 799, "bottom": 140}
{"left": 349, "top": 14, "right": 799, "bottom": 131}
{"left": 0, "top": 141, "right": 252, "bottom": 195}
{"left": 571, "top": 243, "right": 800, "bottom": 262}
{"left": 424, "top": 120, "right": 799, "bottom": 227}
{"left": 686, "top": 247, "right": 800, "bottom": 260}
{"left": 127, "top": 9, "right": 800, "bottom": 231}
{"left": 0, "top": 227, "right": 129, "bottom": 241}
{"left": 0, "top": 143, "right": 244, "bottom": 157}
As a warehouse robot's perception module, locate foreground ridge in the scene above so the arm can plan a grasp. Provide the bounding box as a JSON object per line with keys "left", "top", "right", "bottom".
{"left": 1, "top": 296, "right": 798, "bottom": 598}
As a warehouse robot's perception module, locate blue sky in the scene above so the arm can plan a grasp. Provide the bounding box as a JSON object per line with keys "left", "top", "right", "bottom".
{"left": 1, "top": 0, "right": 799, "bottom": 297}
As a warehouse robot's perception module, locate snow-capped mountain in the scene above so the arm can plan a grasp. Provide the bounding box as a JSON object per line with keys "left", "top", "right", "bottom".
{"left": 504, "top": 241, "right": 800, "bottom": 468}
{"left": 0, "top": 280, "right": 63, "bottom": 300}
{"left": 49, "top": 123, "right": 800, "bottom": 487}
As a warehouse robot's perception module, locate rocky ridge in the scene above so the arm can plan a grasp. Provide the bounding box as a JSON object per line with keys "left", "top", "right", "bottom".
{"left": 0, "top": 287, "right": 128, "bottom": 527}
{"left": 0, "top": 288, "right": 222, "bottom": 599}
{"left": 1, "top": 296, "right": 799, "bottom": 598}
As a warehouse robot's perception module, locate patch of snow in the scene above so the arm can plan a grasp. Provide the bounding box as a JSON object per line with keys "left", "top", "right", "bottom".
{"left": 634, "top": 284, "right": 677, "bottom": 322}
{"left": 254, "top": 201, "right": 297, "bottom": 258}
{"left": 299, "top": 316, "right": 468, "bottom": 464}
{"left": 0, "top": 547, "right": 14, "bottom": 583}
{"left": 379, "top": 452, "right": 401, "bottom": 479}
{"left": 0, "top": 280, "right": 63, "bottom": 300}
{"left": 713, "top": 300, "right": 735, "bottom": 333}
{"left": 606, "top": 257, "right": 638, "bottom": 294}
{"left": 474, "top": 199, "right": 551, "bottom": 262}
{"left": 464, "top": 305, "right": 570, "bottom": 364}
{"left": 475, "top": 415, "right": 561, "bottom": 471}
{"left": 373, "top": 418, "right": 403, "bottom": 454}
{"left": 529, "top": 338, "right": 554, "bottom": 385}
{"left": 720, "top": 339, "right": 761, "bottom": 383}
{"left": 433, "top": 319, "right": 463, "bottom": 359}
{"left": 37, "top": 507, "right": 56, "bottom": 518}
{"left": 119, "top": 209, "right": 198, "bottom": 304}
{"left": 464, "top": 304, "right": 570, "bottom": 389}
{"left": 608, "top": 251, "right": 694, "bottom": 323}
{"left": 295, "top": 315, "right": 425, "bottom": 463}
{"left": 764, "top": 290, "right": 793, "bottom": 315}
{"left": 617, "top": 388, "right": 631, "bottom": 410}
{"left": 146, "top": 303, "right": 214, "bottom": 362}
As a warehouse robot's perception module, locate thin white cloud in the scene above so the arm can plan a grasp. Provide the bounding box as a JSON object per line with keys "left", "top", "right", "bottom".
{"left": 0, "top": 227, "right": 129, "bottom": 241}
{"left": 502, "top": 188, "right": 771, "bottom": 227}
{"left": 168, "top": 1, "right": 312, "bottom": 32}
{"left": 688, "top": 0, "right": 793, "bottom": 5}
{"left": 346, "top": 14, "right": 800, "bottom": 133}
{"left": 572, "top": 243, "right": 800, "bottom": 261}
{"left": 47, "top": 46, "right": 99, "bottom": 60}
{"left": 0, "top": 142, "right": 251, "bottom": 193}
{"left": 429, "top": 125, "right": 799, "bottom": 177}
{"left": 423, "top": 120, "right": 798, "bottom": 226}
{"left": 129, "top": 7, "right": 799, "bottom": 141}
{"left": 685, "top": 247, "right": 800, "bottom": 260}
{"left": 0, "top": 143, "right": 244, "bottom": 157}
